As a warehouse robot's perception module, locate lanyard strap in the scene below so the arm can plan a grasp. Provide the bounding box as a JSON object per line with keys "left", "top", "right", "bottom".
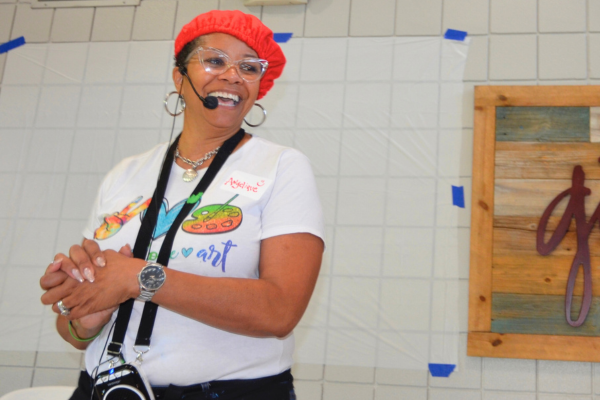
{"left": 107, "top": 129, "right": 245, "bottom": 358}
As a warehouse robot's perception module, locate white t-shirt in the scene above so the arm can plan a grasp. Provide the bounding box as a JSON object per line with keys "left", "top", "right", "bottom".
{"left": 82, "top": 136, "right": 324, "bottom": 385}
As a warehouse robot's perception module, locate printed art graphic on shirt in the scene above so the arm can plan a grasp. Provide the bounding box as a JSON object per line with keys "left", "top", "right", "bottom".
{"left": 182, "top": 194, "right": 242, "bottom": 234}
{"left": 94, "top": 196, "right": 151, "bottom": 240}
{"left": 93, "top": 194, "right": 243, "bottom": 240}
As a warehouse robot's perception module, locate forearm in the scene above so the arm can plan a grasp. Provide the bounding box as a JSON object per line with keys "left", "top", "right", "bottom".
{"left": 60, "top": 233, "right": 323, "bottom": 339}
{"left": 152, "top": 272, "right": 304, "bottom": 338}
{"left": 150, "top": 234, "right": 323, "bottom": 338}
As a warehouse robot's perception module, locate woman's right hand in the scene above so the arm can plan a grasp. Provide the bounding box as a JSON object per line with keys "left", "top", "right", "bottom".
{"left": 59, "top": 239, "right": 133, "bottom": 284}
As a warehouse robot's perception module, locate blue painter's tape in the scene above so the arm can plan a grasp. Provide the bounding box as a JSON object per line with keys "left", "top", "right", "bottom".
{"left": 273, "top": 33, "right": 293, "bottom": 43}
{"left": 444, "top": 29, "right": 467, "bottom": 41}
{"left": 452, "top": 185, "right": 465, "bottom": 208}
{"left": 0, "top": 36, "right": 26, "bottom": 54}
{"left": 429, "top": 363, "right": 456, "bottom": 377}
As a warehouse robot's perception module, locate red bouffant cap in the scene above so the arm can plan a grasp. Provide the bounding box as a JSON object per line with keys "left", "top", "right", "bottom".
{"left": 175, "top": 10, "right": 286, "bottom": 100}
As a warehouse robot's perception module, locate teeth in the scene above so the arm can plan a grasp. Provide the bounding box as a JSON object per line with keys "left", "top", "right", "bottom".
{"left": 208, "top": 91, "right": 240, "bottom": 103}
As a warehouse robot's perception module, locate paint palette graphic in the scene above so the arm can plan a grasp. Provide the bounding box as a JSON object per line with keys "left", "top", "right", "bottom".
{"left": 182, "top": 195, "right": 242, "bottom": 234}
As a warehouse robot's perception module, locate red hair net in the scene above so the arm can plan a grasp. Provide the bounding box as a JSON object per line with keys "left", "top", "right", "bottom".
{"left": 175, "top": 10, "right": 286, "bottom": 100}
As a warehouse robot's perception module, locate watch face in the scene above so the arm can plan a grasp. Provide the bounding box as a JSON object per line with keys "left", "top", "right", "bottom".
{"left": 140, "top": 265, "right": 165, "bottom": 290}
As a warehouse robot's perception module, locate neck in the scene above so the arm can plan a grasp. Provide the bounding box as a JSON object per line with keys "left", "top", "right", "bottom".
{"left": 177, "top": 119, "right": 241, "bottom": 160}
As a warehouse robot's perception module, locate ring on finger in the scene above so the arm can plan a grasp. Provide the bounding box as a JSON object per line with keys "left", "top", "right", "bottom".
{"left": 57, "top": 300, "right": 70, "bottom": 316}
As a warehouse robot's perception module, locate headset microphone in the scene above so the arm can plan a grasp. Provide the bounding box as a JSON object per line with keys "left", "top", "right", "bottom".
{"left": 178, "top": 66, "right": 218, "bottom": 110}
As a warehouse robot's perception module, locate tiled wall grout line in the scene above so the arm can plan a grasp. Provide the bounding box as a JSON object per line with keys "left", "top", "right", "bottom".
{"left": 428, "top": 2, "right": 446, "bottom": 396}
{"left": 320, "top": 36, "right": 350, "bottom": 399}
{"left": 371, "top": 34, "right": 397, "bottom": 400}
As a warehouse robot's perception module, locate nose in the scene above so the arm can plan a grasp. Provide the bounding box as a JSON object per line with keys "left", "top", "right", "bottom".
{"left": 218, "top": 64, "right": 243, "bottom": 83}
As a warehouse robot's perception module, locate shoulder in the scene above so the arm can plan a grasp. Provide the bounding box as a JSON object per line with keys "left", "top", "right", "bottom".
{"left": 101, "top": 142, "right": 169, "bottom": 194}
{"left": 244, "top": 136, "right": 311, "bottom": 171}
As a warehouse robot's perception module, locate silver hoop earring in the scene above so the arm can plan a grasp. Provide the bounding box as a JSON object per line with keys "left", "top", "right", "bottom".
{"left": 244, "top": 103, "right": 267, "bottom": 128}
{"left": 164, "top": 91, "right": 185, "bottom": 116}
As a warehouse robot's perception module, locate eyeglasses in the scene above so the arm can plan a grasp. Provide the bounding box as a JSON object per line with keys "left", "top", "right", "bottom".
{"left": 192, "top": 47, "right": 268, "bottom": 83}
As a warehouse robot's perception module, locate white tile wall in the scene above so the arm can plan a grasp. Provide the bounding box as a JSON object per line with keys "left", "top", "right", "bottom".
{"left": 1, "top": 1, "right": 599, "bottom": 399}
{"left": 591, "top": 0, "right": 600, "bottom": 32}
{"left": 349, "top": 0, "right": 395, "bottom": 37}
{"left": 43, "top": 43, "right": 88, "bottom": 84}
{"left": 490, "top": 0, "right": 537, "bottom": 33}
{"left": 443, "top": 0, "right": 490, "bottom": 35}
{"left": 304, "top": 0, "right": 350, "bottom": 37}
{"left": 3, "top": 43, "right": 46, "bottom": 85}
{"left": 376, "top": 386, "right": 427, "bottom": 400}
{"left": 430, "top": 388, "right": 481, "bottom": 400}
{"left": 31, "top": 367, "right": 80, "bottom": 387}
{"left": 484, "top": 393, "right": 536, "bottom": 400}
{"left": 591, "top": 35, "right": 600, "bottom": 79}
{"left": 323, "top": 382, "right": 373, "bottom": 400}
{"left": 482, "top": 358, "right": 536, "bottom": 391}
{"left": 463, "top": 36, "right": 488, "bottom": 81}
{"left": 0, "top": 366, "right": 34, "bottom": 397}
{"left": 0, "top": 4, "right": 16, "bottom": 42}
{"left": 262, "top": 4, "right": 306, "bottom": 38}
{"left": 538, "top": 34, "right": 587, "bottom": 80}
{"left": 10, "top": 4, "right": 53, "bottom": 43}
{"left": 383, "top": 228, "right": 434, "bottom": 278}
{"left": 219, "top": 0, "right": 261, "bottom": 17}
{"left": 174, "top": 0, "right": 219, "bottom": 39}
{"left": 376, "top": 366, "right": 428, "bottom": 386}
{"left": 50, "top": 8, "right": 94, "bottom": 43}
{"left": 539, "top": 0, "right": 587, "bottom": 33}
{"left": 294, "top": 380, "right": 323, "bottom": 399}
{"left": 489, "top": 34, "right": 537, "bottom": 80}
{"left": 324, "top": 365, "right": 374, "bottom": 384}
{"left": 395, "top": 0, "right": 443, "bottom": 36}
{"left": 91, "top": 6, "right": 135, "bottom": 42}
{"left": 332, "top": 227, "right": 383, "bottom": 276}
{"left": 131, "top": 0, "right": 177, "bottom": 41}
{"left": 538, "top": 361, "right": 592, "bottom": 394}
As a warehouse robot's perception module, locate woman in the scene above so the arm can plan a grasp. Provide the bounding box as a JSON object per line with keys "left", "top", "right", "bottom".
{"left": 40, "top": 10, "right": 324, "bottom": 400}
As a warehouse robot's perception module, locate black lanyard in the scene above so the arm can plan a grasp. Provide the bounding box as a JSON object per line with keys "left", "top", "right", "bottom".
{"left": 107, "top": 128, "right": 245, "bottom": 358}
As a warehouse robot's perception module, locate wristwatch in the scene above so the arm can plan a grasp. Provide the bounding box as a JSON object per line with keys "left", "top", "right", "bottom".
{"left": 137, "top": 262, "right": 166, "bottom": 302}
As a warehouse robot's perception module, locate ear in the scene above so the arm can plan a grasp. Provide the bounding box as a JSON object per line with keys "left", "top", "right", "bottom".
{"left": 172, "top": 67, "right": 184, "bottom": 89}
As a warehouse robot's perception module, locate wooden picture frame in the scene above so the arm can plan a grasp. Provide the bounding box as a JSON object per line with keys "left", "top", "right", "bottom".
{"left": 467, "top": 85, "right": 600, "bottom": 361}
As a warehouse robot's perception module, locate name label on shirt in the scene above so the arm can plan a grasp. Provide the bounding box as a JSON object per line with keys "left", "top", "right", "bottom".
{"left": 222, "top": 171, "right": 273, "bottom": 200}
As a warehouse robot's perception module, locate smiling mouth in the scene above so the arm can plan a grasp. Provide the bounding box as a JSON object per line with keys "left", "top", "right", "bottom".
{"left": 208, "top": 91, "right": 240, "bottom": 107}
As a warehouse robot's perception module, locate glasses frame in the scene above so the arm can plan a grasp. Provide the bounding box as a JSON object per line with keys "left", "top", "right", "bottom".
{"left": 191, "top": 46, "right": 269, "bottom": 83}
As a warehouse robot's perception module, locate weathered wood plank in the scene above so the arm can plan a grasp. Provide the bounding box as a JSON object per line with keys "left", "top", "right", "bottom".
{"left": 468, "top": 331, "right": 600, "bottom": 361}
{"left": 591, "top": 107, "right": 600, "bottom": 142}
{"left": 492, "top": 254, "right": 600, "bottom": 295}
{"left": 493, "top": 227, "right": 600, "bottom": 256}
{"left": 469, "top": 105, "right": 496, "bottom": 332}
{"left": 495, "top": 142, "right": 600, "bottom": 179}
{"left": 494, "top": 179, "right": 600, "bottom": 217}
{"left": 496, "top": 107, "right": 590, "bottom": 142}
{"left": 475, "top": 86, "right": 600, "bottom": 107}
{"left": 491, "top": 293, "right": 600, "bottom": 336}
{"left": 494, "top": 215, "right": 568, "bottom": 232}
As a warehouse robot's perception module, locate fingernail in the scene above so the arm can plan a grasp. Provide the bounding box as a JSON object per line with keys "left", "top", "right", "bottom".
{"left": 96, "top": 257, "right": 106, "bottom": 267}
{"left": 83, "top": 268, "right": 95, "bottom": 283}
{"left": 53, "top": 259, "right": 62, "bottom": 267}
{"left": 72, "top": 269, "right": 84, "bottom": 283}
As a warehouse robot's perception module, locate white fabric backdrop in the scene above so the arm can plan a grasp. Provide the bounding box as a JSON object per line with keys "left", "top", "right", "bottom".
{"left": 0, "top": 36, "right": 470, "bottom": 370}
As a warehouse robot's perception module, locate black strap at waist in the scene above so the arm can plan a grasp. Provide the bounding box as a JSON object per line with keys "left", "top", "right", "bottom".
{"left": 73, "top": 369, "right": 293, "bottom": 400}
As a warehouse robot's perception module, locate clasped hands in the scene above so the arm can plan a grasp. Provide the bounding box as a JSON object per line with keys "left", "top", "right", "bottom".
{"left": 40, "top": 239, "right": 146, "bottom": 330}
